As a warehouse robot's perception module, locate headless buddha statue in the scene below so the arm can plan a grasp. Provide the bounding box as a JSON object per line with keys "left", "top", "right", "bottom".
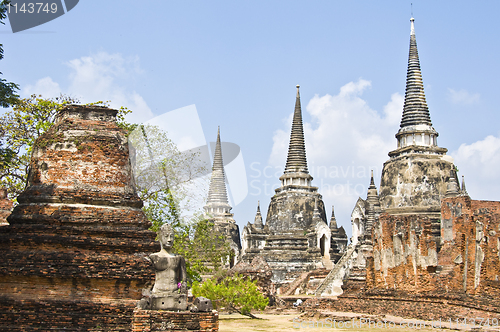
{"left": 149, "top": 223, "right": 187, "bottom": 310}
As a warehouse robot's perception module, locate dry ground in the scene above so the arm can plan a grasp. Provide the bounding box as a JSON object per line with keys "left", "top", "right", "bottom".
{"left": 218, "top": 310, "right": 499, "bottom": 332}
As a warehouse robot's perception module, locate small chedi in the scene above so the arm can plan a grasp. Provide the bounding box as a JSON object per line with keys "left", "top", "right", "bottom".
{"left": 139, "top": 223, "right": 187, "bottom": 310}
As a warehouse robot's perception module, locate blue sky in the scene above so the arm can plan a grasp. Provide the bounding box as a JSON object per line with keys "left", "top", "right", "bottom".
{"left": 2, "top": 1, "right": 500, "bottom": 239}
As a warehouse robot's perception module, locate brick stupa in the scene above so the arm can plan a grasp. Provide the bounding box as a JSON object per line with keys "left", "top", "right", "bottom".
{"left": 0, "top": 105, "right": 158, "bottom": 331}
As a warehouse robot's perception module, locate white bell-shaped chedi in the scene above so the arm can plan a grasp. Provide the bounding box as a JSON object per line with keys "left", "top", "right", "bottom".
{"left": 379, "top": 17, "right": 457, "bottom": 218}
{"left": 203, "top": 127, "right": 241, "bottom": 266}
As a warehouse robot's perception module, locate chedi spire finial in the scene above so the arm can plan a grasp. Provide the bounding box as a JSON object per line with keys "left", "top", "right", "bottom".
{"left": 283, "top": 85, "right": 309, "bottom": 174}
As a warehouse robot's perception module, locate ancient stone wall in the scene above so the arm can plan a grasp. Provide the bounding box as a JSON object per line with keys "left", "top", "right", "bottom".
{"left": 0, "top": 105, "right": 158, "bottom": 331}
{"left": 281, "top": 292, "right": 500, "bottom": 322}
{"left": 440, "top": 196, "right": 500, "bottom": 296}
{"left": 367, "top": 196, "right": 500, "bottom": 299}
{"left": 369, "top": 213, "right": 440, "bottom": 292}
{"left": 131, "top": 309, "right": 218, "bottom": 332}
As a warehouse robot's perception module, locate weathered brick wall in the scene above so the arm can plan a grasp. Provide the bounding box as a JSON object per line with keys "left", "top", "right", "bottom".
{"left": 0, "top": 297, "right": 137, "bottom": 331}
{"left": 281, "top": 292, "right": 500, "bottom": 321}
{"left": 131, "top": 309, "right": 218, "bottom": 332}
{"left": 0, "top": 105, "right": 158, "bottom": 331}
{"left": 440, "top": 196, "right": 500, "bottom": 296}
{"left": 367, "top": 195, "right": 500, "bottom": 299}
{"left": 368, "top": 213, "right": 442, "bottom": 292}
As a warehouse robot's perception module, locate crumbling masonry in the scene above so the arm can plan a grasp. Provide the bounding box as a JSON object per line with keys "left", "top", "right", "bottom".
{"left": 241, "top": 86, "right": 347, "bottom": 293}
{"left": 312, "top": 17, "right": 500, "bottom": 322}
{"left": 0, "top": 105, "right": 158, "bottom": 331}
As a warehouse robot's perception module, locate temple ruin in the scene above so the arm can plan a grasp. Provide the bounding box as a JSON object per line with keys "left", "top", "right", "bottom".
{"left": 0, "top": 13, "right": 499, "bottom": 330}
{"left": 241, "top": 85, "right": 347, "bottom": 291}
{"left": 203, "top": 127, "right": 241, "bottom": 267}
{"left": 306, "top": 16, "right": 500, "bottom": 322}
{"left": 0, "top": 105, "right": 158, "bottom": 331}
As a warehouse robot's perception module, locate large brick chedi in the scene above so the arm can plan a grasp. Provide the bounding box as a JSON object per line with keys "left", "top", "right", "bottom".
{"left": 0, "top": 105, "right": 157, "bottom": 331}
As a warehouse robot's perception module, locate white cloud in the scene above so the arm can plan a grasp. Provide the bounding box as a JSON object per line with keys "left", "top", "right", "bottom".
{"left": 451, "top": 135, "right": 500, "bottom": 201}
{"left": 66, "top": 52, "right": 153, "bottom": 123}
{"left": 23, "top": 77, "right": 62, "bottom": 98}
{"left": 23, "top": 52, "right": 153, "bottom": 124}
{"left": 268, "top": 79, "right": 403, "bottom": 234}
{"left": 447, "top": 88, "right": 480, "bottom": 105}
{"left": 268, "top": 114, "right": 291, "bottom": 168}
{"left": 384, "top": 93, "right": 404, "bottom": 126}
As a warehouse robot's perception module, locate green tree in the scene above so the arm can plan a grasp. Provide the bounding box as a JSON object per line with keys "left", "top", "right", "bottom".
{"left": 127, "top": 124, "right": 234, "bottom": 282}
{"left": 0, "top": 0, "right": 21, "bottom": 170}
{"left": 0, "top": 94, "right": 77, "bottom": 197}
{"left": 128, "top": 123, "right": 207, "bottom": 222}
{"left": 173, "top": 216, "right": 234, "bottom": 283}
{"left": 0, "top": 0, "right": 20, "bottom": 107}
{"left": 192, "top": 273, "right": 269, "bottom": 319}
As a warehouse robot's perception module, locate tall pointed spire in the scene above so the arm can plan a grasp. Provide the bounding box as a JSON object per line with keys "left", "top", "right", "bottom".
{"left": 312, "top": 197, "right": 322, "bottom": 223}
{"left": 400, "top": 17, "right": 432, "bottom": 128}
{"left": 366, "top": 170, "right": 380, "bottom": 210}
{"left": 369, "top": 170, "right": 376, "bottom": 189}
{"left": 392, "top": 16, "right": 442, "bottom": 155}
{"left": 204, "top": 127, "right": 232, "bottom": 216}
{"left": 365, "top": 170, "right": 380, "bottom": 242}
{"left": 279, "top": 85, "right": 314, "bottom": 189}
{"left": 284, "top": 85, "right": 309, "bottom": 174}
{"left": 254, "top": 201, "right": 263, "bottom": 229}
{"left": 461, "top": 175, "right": 469, "bottom": 196}
{"left": 330, "top": 205, "right": 337, "bottom": 229}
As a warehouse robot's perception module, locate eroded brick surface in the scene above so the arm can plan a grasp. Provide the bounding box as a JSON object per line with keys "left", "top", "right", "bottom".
{"left": 0, "top": 105, "right": 158, "bottom": 331}
{"left": 355, "top": 195, "right": 500, "bottom": 318}
{"left": 281, "top": 293, "right": 500, "bottom": 322}
{"left": 131, "top": 309, "right": 219, "bottom": 332}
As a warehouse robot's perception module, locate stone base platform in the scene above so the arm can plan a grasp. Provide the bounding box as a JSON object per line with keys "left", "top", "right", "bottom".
{"left": 131, "top": 309, "right": 218, "bottom": 332}
{"left": 279, "top": 291, "right": 500, "bottom": 322}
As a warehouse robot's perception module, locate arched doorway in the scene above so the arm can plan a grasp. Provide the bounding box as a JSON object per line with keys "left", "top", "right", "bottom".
{"left": 353, "top": 218, "right": 360, "bottom": 244}
{"left": 320, "top": 234, "right": 327, "bottom": 257}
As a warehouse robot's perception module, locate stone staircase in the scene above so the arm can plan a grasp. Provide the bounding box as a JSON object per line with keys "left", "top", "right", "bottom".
{"left": 283, "top": 271, "right": 311, "bottom": 296}
{"left": 341, "top": 266, "right": 367, "bottom": 294}
{"left": 315, "top": 243, "right": 357, "bottom": 297}
{"left": 322, "top": 256, "right": 334, "bottom": 269}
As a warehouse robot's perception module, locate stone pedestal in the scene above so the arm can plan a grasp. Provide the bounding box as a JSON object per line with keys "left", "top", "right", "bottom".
{"left": 131, "top": 309, "right": 219, "bottom": 332}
